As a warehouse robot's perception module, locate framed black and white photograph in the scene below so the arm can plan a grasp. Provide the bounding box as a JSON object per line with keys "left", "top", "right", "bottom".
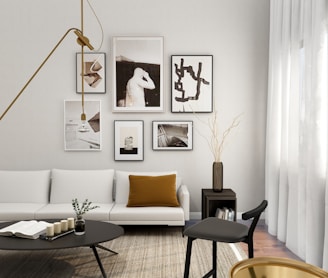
{"left": 64, "top": 100, "right": 101, "bottom": 151}
{"left": 76, "top": 52, "right": 106, "bottom": 94}
{"left": 114, "top": 120, "right": 144, "bottom": 160}
{"left": 171, "top": 55, "right": 213, "bottom": 113}
{"left": 112, "top": 37, "right": 164, "bottom": 112}
{"left": 152, "top": 121, "right": 193, "bottom": 150}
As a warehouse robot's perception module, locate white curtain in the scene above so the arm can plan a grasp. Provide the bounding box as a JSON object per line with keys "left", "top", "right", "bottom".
{"left": 265, "top": 0, "right": 328, "bottom": 269}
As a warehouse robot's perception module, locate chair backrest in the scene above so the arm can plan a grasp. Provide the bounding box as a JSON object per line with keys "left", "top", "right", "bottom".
{"left": 242, "top": 200, "right": 268, "bottom": 238}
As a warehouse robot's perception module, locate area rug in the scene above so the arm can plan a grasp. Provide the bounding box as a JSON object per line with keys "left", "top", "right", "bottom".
{"left": 0, "top": 226, "right": 247, "bottom": 278}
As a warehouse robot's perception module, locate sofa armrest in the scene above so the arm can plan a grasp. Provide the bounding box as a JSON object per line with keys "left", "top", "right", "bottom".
{"left": 177, "top": 184, "right": 190, "bottom": 221}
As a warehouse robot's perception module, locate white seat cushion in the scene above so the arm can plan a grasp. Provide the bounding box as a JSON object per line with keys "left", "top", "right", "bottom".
{"left": 110, "top": 203, "right": 184, "bottom": 222}
{"left": 35, "top": 203, "right": 113, "bottom": 221}
{"left": 50, "top": 169, "right": 114, "bottom": 203}
{"left": 0, "top": 203, "right": 47, "bottom": 221}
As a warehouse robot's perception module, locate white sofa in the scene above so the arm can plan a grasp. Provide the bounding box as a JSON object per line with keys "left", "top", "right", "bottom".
{"left": 0, "top": 169, "right": 190, "bottom": 226}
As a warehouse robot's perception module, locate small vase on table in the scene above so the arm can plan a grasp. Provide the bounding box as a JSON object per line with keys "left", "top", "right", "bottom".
{"left": 74, "top": 215, "right": 86, "bottom": 235}
{"left": 212, "top": 161, "right": 223, "bottom": 192}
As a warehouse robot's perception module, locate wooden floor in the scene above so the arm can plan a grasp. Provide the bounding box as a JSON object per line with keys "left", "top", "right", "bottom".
{"left": 240, "top": 221, "right": 302, "bottom": 261}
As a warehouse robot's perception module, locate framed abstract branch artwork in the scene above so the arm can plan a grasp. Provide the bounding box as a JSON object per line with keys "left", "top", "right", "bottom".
{"left": 171, "top": 55, "right": 213, "bottom": 113}
{"left": 112, "top": 37, "right": 164, "bottom": 112}
{"left": 152, "top": 121, "right": 193, "bottom": 150}
{"left": 114, "top": 120, "right": 144, "bottom": 161}
{"left": 76, "top": 52, "right": 106, "bottom": 94}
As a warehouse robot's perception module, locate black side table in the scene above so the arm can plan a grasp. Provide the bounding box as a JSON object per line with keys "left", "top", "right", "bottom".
{"left": 201, "top": 188, "right": 237, "bottom": 220}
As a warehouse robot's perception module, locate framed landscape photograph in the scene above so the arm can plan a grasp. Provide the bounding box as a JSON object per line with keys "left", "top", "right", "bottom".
{"left": 114, "top": 120, "right": 144, "bottom": 161}
{"left": 112, "top": 36, "right": 164, "bottom": 112}
{"left": 171, "top": 55, "right": 213, "bottom": 113}
{"left": 76, "top": 52, "right": 106, "bottom": 94}
{"left": 64, "top": 100, "right": 101, "bottom": 151}
{"left": 152, "top": 121, "right": 193, "bottom": 150}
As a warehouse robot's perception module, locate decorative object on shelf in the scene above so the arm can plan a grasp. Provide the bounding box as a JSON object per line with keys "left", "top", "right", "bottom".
{"left": 213, "top": 161, "right": 223, "bottom": 192}
{"left": 72, "top": 198, "right": 99, "bottom": 235}
{"left": 195, "top": 110, "right": 241, "bottom": 191}
{"left": 0, "top": 0, "right": 96, "bottom": 123}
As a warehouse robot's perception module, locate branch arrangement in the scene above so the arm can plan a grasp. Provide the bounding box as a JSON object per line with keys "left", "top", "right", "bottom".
{"left": 196, "top": 111, "right": 242, "bottom": 162}
{"left": 72, "top": 198, "right": 99, "bottom": 216}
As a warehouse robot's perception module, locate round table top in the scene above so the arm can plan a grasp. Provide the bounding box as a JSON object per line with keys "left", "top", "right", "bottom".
{"left": 230, "top": 257, "right": 328, "bottom": 278}
{"left": 0, "top": 220, "right": 124, "bottom": 251}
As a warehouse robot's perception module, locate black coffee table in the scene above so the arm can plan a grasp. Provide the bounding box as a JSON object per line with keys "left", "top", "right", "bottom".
{"left": 0, "top": 220, "right": 124, "bottom": 278}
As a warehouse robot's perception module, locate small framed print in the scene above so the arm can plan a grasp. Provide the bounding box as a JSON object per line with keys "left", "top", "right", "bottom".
{"left": 64, "top": 100, "right": 101, "bottom": 151}
{"left": 76, "top": 52, "right": 106, "bottom": 94}
{"left": 152, "top": 121, "right": 193, "bottom": 151}
{"left": 114, "top": 120, "right": 144, "bottom": 161}
{"left": 112, "top": 36, "right": 164, "bottom": 112}
{"left": 171, "top": 55, "right": 213, "bottom": 113}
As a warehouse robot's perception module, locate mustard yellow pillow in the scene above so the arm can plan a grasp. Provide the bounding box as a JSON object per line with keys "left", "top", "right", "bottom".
{"left": 127, "top": 174, "right": 180, "bottom": 207}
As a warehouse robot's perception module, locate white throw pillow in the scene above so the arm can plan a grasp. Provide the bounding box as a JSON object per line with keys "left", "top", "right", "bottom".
{"left": 0, "top": 170, "right": 50, "bottom": 203}
{"left": 50, "top": 169, "right": 114, "bottom": 204}
{"left": 114, "top": 170, "right": 179, "bottom": 204}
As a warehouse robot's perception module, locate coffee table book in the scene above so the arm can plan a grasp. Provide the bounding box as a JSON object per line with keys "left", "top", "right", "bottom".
{"left": 0, "top": 220, "right": 50, "bottom": 239}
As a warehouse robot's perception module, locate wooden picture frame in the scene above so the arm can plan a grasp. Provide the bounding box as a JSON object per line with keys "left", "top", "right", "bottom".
{"left": 152, "top": 121, "right": 193, "bottom": 150}
{"left": 114, "top": 120, "right": 144, "bottom": 160}
{"left": 76, "top": 52, "right": 106, "bottom": 94}
{"left": 171, "top": 55, "right": 213, "bottom": 113}
{"left": 112, "top": 37, "right": 164, "bottom": 112}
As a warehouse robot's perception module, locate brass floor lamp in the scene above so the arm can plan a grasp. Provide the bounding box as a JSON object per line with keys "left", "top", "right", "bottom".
{"left": 0, "top": 0, "right": 94, "bottom": 130}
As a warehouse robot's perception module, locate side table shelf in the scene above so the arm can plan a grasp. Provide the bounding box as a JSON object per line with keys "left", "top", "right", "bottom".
{"left": 201, "top": 188, "right": 237, "bottom": 220}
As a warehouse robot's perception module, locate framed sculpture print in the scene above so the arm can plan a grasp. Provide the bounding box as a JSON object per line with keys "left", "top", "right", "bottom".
{"left": 112, "top": 37, "right": 164, "bottom": 112}
{"left": 171, "top": 55, "right": 213, "bottom": 113}
{"left": 64, "top": 100, "right": 101, "bottom": 151}
{"left": 114, "top": 120, "right": 144, "bottom": 161}
{"left": 152, "top": 121, "right": 193, "bottom": 150}
{"left": 76, "top": 52, "right": 106, "bottom": 94}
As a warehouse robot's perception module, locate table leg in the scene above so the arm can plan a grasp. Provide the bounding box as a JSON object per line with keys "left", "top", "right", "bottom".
{"left": 90, "top": 245, "right": 107, "bottom": 278}
{"left": 96, "top": 244, "right": 118, "bottom": 255}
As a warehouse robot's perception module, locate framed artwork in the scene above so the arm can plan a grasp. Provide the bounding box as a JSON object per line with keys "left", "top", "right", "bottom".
{"left": 76, "top": 52, "right": 106, "bottom": 94}
{"left": 114, "top": 120, "right": 144, "bottom": 161}
{"left": 152, "top": 121, "right": 193, "bottom": 150}
{"left": 171, "top": 55, "right": 213, "bottom": 113}
{"left": 112, "top": 36, "right": 164, "bottom": 112}
{"left": 64, "top": 100, "right": 101, "bottom": 151}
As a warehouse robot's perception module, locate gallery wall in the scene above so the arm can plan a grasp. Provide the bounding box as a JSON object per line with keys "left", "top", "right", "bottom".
{"left": 0, "top": 0, "right": 270, "bottom": 217}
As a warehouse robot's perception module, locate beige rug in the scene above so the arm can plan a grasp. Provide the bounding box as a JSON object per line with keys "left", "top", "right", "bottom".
{"left": 0, "top": 226, "right": 247, "bottom": 278}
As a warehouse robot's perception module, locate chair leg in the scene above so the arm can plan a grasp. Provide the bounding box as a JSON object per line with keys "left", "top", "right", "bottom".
{"left": 203, "top": 241, "right": 217, "bottom": 278}
{"left": 248, "top": 239, "right": 254, "bottom": 258}
{"left": 184, "top": 237, "right": 194, "bottom": 278}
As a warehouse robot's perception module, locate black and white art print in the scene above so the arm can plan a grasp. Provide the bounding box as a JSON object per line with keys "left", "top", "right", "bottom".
{"left": 152, "top": 121, "right": 193, "bottom": 150}
{"left": 171, "top": 55, "right": 213, "bottom": 113}
{"left": 64, "top": 100, "right": 101, "bottom": 151}
{"left": 112, "top": 37, "right": 164, "bottom": 112}
{"left": 114, "top": 120, "right": 144, "bottom": 161}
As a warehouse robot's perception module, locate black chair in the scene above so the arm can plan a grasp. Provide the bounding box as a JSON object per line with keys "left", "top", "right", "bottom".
{"left": 183, "top": 200, "right": 268, "bottom": 278}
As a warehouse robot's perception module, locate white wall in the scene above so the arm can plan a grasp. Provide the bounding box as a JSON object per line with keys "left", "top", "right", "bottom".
{"left": 0, "top": 0, "right": 269, "bottom": 217}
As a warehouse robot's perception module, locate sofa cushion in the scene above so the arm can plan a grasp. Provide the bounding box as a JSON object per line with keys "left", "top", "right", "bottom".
{"left": 35, "top": 203, "right": 113, "bottom": 221}
{"left": 110, "top": 204, "right": 185, "bottom": 222}
{"left": 50, "top": 169, "right": 114, "bottom": 204}
{"left": 115, "top": 171, "right": 179, "bottom": 204}
{"left": 0, "top": 203, "right": 47, "bottom": 221}
{"left": 0, "top": 170, "right": 50, "bottom": 203}
{"left": 127, "top": 174, "right": 179, "bottom": 207}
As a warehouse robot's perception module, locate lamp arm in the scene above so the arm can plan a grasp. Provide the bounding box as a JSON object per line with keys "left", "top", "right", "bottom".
{"left": 0, "top": 27, "right": 93, "bottom": 121}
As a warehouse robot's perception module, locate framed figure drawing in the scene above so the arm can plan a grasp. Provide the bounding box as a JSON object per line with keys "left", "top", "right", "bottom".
{"left": 152, "top": 121, "right": 193, "bottom": 150}
{"left": 171, "top": 55, "right": 213, "bottom": 113}
{"left": 76, "top": 52, "right": 106, "bottom": 94}
{"left": 64, "top": 100, "right": 101, "bottom": 151}
{"left": 112, "top": 37, "right": 164, "bottom": 112}
{"left": 114, "top": 120, "right": 144, "bottom": 161}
